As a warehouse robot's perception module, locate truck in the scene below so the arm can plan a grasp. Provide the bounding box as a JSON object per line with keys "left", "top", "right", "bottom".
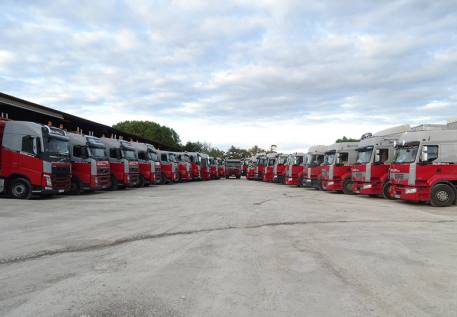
{"left": 351, "top": 126, "right": 410, "bottom": 198}
{"left": 321, "top": 142, "right": 359, "bottom": 193}
{"left": 100, "top": 137, "right": 140, "bottom": 189}
{"left": 225, "top": 159, "right": 242, "bottom": 179}
{"left": 209, "top": 157, "right": 219, "bottom": 179}
{"left": 255, "top": 154, "right": 267, "bottom": 181}
{"left": 186, "top": 152, "right": 202, "bottom": 180}
{"left": 158, "top": 150, "right": 179, "bottom": 183}
{"left": 0, "top": 119, "right": 71, "bottom": 199}
{"left": 176, "top": 152, "right": 192, "bottom": 182}
{"left": 242, "top": 159, "right": 248, "bottom": 176}
{"left": 67, "top": 132, "right": 111, "bottom": 193}
{"left": 263, "top": 153, "right": 278, "bottom": 182}
{"left": 302, "top": 145, "right": 327, "bottom": 189}
{"left": 200, "top": 153, "right": 211, "bottom": 180}
{"left": 390, "top": 122, "right": 457, "bottom": 207}
{"left": 217, "top": 158, "right": 226, "bottom": 178}
{"left": 131, "top": 142, "right": 160, "bottom": 187}
{"left": 284, "top": 152, "right": 306, "bottom": 185}
{"left": 246, "top": 156, "right": 257, "bottom": 180}
{"left": 272, "top": 154, "right": 288, "bottom": 183}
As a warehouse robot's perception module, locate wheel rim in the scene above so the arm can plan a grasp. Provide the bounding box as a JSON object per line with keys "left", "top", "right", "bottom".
{"left": 13, "top": 183, "right": 26, "bottom": 196}
{"left": 436, "top": 190, "right": 449, "bottom": 202}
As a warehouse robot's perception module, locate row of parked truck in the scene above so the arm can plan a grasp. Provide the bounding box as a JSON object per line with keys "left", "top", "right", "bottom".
{"left": 0, "top": 117, "right": 243, "bottom": 199}
{"left": 243, "top": 121, "right": 457, "bottom": 207}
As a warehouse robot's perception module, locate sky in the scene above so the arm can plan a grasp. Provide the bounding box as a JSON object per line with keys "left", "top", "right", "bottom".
{"left": 0, "top": 0, "right": 456, "bottom": 152}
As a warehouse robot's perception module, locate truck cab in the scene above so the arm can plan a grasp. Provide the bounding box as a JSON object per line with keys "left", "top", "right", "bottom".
{"left": 242, "top": 159, "right": 249, "bottom": 176}
{"left": 352, "top": 126, "right": 409, "bottom": 198}
{"left": 322, "top": 142, "right": 358, "bottom": 193}
{"left": 158, "top": 150, "right": 179, "bottom": 183}
{"left": 200, "top": 153, "right": 211, "bottom": 180}
{"left": 67, "top": 132, "right": 110, "bottom": 193}
{"left": 285, "top": 152, "right": 306, "bottom": 185}
{"left": 263, "top": 153, "right": 278, "bottom": 182}
{"left": 390, "top": 122, "right": 457, "bottom": 207}
{"left": 132, "top": 142, "right": 160, "bottom": 187}
{"left": 186, "top": 152, "right": 202, "bottom": 180}
{"left": 0, "top": 119, "right": 71, "bottom": 199}
{"left": 246, "top": 157, "right": 256, "bottom": 180}
{"left": 273, "top": 154, "right": 288, "bottom": 183}
{"left": 100, "top": 137, "right": 139, "bottom": 190}
{"left": 255, "top": 154, "right": 267, "bottom": 181}
{"left": 302, "top": 145, "right": 327, "bottom": 189}
{"left": 225, "top": 159, "right": 242, "bottom": 179}
{"left": 209, "top": 157, "right": 219, "bottom": 179}
{"left": 217, "top": 158, "right": 226, "bottom": 178}
{"left": 176, "top": 152, "right": 192, "bottom": 182}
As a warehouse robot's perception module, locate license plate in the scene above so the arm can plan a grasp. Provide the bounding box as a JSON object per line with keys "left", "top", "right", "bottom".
{"left": 395, "top": 194, "right": 400, "bottom": 199}
{"left": 306, "top": 179, "right": 311, "bottom": 183}
{"left": 58, "top": 189, "right": 65, "bottom": 193}
{"left": 328, "top": 182, "right": 334, "bottom": 186}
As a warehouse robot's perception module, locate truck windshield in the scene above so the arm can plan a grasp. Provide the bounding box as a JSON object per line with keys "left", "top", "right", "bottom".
{"left": 294, "top": 156, "right": 304, "bottom": 165}
{"left": 356, "top": 147, "right": 373, "bottom": 164}
{"left": 394, "top": 145, "right": 419, "bottom": 164}
{"left": 122, "top": 149, "right": 136, "bottom": 160}
{"left": 201, "top": 158, "right": 208, "bottom": 166}
{"left": 278, "top": 156, "right": 287, "bottom": 165}
{"left": 324, "top": 152, "right": 336, "bottom": 165}
{"left": 45, "top": 137, "right": 69, "bottom": 158}
{"left": 268, "top": 158, "right": 275, "bottom": 165}
{"left": 169, "top": 154, "right": 177, "bottom": 162}
{"left": 148, "top": 150, "right": 158, "bottom": 161}
{"left": 89, "top": 146, "right": 107, "bottom": 160}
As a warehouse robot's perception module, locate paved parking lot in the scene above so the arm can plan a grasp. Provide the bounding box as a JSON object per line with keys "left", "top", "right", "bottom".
{"left": 1, "top": 179, "right": 456, "bottom": 317}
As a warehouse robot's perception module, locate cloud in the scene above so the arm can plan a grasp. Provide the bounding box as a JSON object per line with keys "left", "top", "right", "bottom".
{"left": 0, "top": 0, "right": 456, "bottom": 152}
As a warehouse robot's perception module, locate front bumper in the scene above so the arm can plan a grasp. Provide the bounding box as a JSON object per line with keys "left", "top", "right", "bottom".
{"left": 392, "top": 184, "right": 430, "bottom": 202}
{"left": 285, "top": 176, "right": 298, "bottom": 185}
{"left": 352, "top": 181, "right": 383, "bottom": 196}
{"left": 322, "top": 179, "right": 343, "bottom": 191}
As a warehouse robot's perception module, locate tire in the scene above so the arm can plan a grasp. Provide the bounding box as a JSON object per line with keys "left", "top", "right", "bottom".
{"left": 160, "top": 172, "right": 167, "bottom": 185}
{"left": 109, "top": 175, "right": 119, "bottom": 191}
{"left": 70, "top": 178, "right": 83, "bottom": 195}
{"left": 136, "top": 175, "right": 145, "bottom": 188}
{"left": 383, "top": 181, "right": 394, "bottom": 200}
{"left": 236, "top": 176, "right": 241, "bottom": 179}
{"left": 9, "top": 178, "right": 32, "bottom": 199}
{"left": 342, "top": 178, "right": 354, "bottom": 195}
{"left": 297, "top": 175, "right": 304, "bottom": 187}
{"left": 430, "top": 184, "right": 455, "bottom": 207}
{"left": 226, "top": 176, "right": 229, "bottom": 179}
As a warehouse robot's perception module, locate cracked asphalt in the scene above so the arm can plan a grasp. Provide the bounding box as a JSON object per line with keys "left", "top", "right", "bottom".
{"left": 1, "top": 179, "right": 456, "bottom": 316}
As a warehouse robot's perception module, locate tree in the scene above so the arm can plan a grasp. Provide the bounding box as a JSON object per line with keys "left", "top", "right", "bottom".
{"left": 183, "top": 141, "right": 225, "bottom": 157}
{"left": 336, "top": 136, "right": 360, "bottom": 143}
{"left": 247, "top": 145, "right": 267, "bottom": 156}
{"left": 112, "top": 120, "right": 181, "bottom": 148}
{"left": 226, "top": 146, "right": 250, "bottom": 159}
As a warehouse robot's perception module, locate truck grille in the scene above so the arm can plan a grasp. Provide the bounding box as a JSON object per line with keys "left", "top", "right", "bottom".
{"left": 51, "top": 176, "right": 70, "bottom": 189}
{"left": 392, "top": 173, "right": 408, "bottom": 180}
{"left": 97, "top": 167, "right": 110, "bottom": 175}
{"left": 129, "top": 167, "right": 139, "bottom": 173}
{"left": 52, "top": 166, "right": 71, "bottom": 176}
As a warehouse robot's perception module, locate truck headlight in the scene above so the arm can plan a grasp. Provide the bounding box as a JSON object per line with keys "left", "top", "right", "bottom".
{"left": 363, "top": 184, "right": 372, "bottom": 189}
{"left": 405, "top": 188, "right": 417, "bottom": 194}
{"left": 44, "top": 175, "right": 52, "bottom": 186}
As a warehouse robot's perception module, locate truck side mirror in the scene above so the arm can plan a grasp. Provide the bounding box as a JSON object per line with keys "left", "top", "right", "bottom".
{"left": 336, "top": 154, "right": 341, "bottom": 165}
{"left": 420, "top": 146, "right": 428, "bottom": 162}
{"left": 374, "top": 149, "right": 380, "bottom": 163}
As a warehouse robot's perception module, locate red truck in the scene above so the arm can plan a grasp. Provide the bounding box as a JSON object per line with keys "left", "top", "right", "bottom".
{"left": 158, "top": 150, "right": 179, "bottom": 183}
{"left": 67, "top": 132, "right": 111, "bottom": 193}
{"left": 131, "top": 142, "right": 161, "bottom": 187}
{"left": 100, "top": 137, "right": 140, "bottom": 189}
{"left": 321, "top": 142, "right": 359, "bottom": 194}
{"left": 263, "top": 153, "right": 278, "bottom": 182}
{"left": 176, "top": 152, "right": 192, "bottom": 181}
{"left": 225, "top": 159, "right": 242, "bottom": 179}
{"left": 0, "top": 119, "right": 71, "bottom": 199}
{"left": 255, "top": 154, "right": 267, "bottom": 181}
{"left": 200, "top": 153, "right": 211, "bottom": 180}
{"left": 272, "top": 154, "right": 288, "bottom": 183}
{"left": 351, "top": 126, "right": 409, "bottom": 198}
{"left": 246, "top": 156, "right": 256, "bottom": 180}
{"left": 217, "top": 158, "right": 226, "bottom": 178}
{"left": 186, "top": 152, "right": 202, "bottom": 180}
{"left": 242, "top": 159, "right": 249, "bottom": 176}
{"left": 390, "top": 122, "right": 457, "bottom": 207}
{"left": 209, "top": 157, "right": 219, "bottom": 179}
{"left": 302, "top": 145, "right": 327, "bottom": 189}
{"left": 285, "top": 152, "right": 306, "bottom": 185}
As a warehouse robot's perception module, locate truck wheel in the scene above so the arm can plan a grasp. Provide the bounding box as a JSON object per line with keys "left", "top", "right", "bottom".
{"left": 383, "top": 182, "right": 394, "bottom": 200}
{"left": 430, "top": 184, "right": 455, "bottom": 207}
{"left": 236, "top": 175, "right": 241, "bottom": 179}
{"left": 342, "top": 179, "right": 354, "bottom": 195}
{"left": 160, "top": 172, "right": 167, "bottom": 185}
{"left": 297, "top": 175, "right": 304, "bottom": 187}
{"left": 136, "top": 175, "right": 145, "bottom": 188}
{"left": 70, "top": 178, "right": 83, "bottom": 195}
{"left": 9, "top": 178, "right": 32, "bottom": 200}
{"left": 109, "top": 175, "right": 119, "bottom": 191}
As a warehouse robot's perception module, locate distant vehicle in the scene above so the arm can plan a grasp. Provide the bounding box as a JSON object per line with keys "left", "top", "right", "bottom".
{"left": 176, "top": 152, "right": 192, "bottom": 182}
{"left": 284, "top": 152, "right": 306, "bottom": 185}
{"left": 351, "top": 126, "right": 410, "bottom": 199}
{"left": 255, "top": 154, "right": 267, "bottom": 181}
{"left": 101, "top": 137, "right": 140, "bottom": 190}
{"left": 186, "top": 152, "right": 202, "bottom": 180}
{"left": 241, "top": 159, "right": 249, "bottom": 176}
{"left": 217, "top": 158, "right": 226, "bottom": 178}
{"left": 67, "top": 132, "right": 111, "bottom": 193}
{"left": 390, "top": 121, "right": 457, "bottom": 207}
{"left": 263, "top": 153, "right": 278, "bottom": 182}
{"left": 158, "top": 150, "right": 179, "bottom": 183}
{"left": 131, "top": 142, "right": 160, "bottom": 187}
{"left": 200, "top": 153, "right": 211, "bottom": 180}
{"left": 321, "top": 142, "right": 359, "bottom": 193}
{"left": 209, "top": 157, "right": 219, "bottom": 179}
{"left": 272, "top": 154, "right": 288, "bottom": 183}
{"left": 225, "top": 159, "right": 242, "bottom": 179}
{"left": 302, "top": 145, "right": 327, "bottom": 189}
{"left": 0, "top": 119, "right": 71, "bottom": 199}
{"left": 246, "top": 156, "right": 257, "bottom": 180}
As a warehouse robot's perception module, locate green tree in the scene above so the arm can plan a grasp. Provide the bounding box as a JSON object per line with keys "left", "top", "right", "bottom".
{"left": 226, "top": 146, "right": 250, "bottom": 159}
{"left": 112, "top": 120, "right": 181, "bottom": 148}
{"left": 336, "top": 136, "right": 360, "bottom": 143}
{"left": 183, "top": 141, "right": 225, "bottom": 157}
